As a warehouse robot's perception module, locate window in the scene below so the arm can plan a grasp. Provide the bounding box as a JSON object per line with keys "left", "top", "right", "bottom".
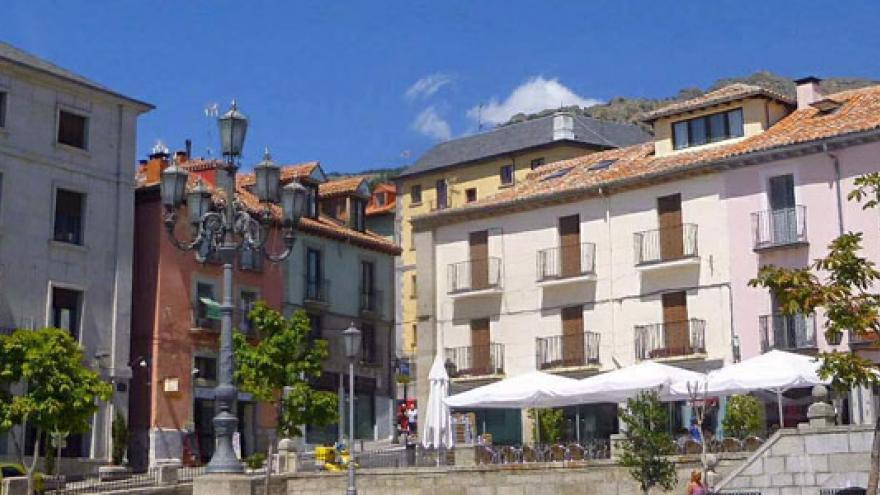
{"left": 352, "top": 198, "right": 366, "bottom": 232}
{"left": 500, "top": 164, "right": 514, "bottom": 186}
{"left": 465, "top": 188, "right": 477, "bottom": 203}
{"left": 240, "top": 247, "right": 263, "bottom": 271}
{"left": 410, "top": 185, "right": 422, "bottom": 205}
{"left": 530, "top": 158, "right": 545, "bottom": 170}
{"left": 57, "top": 110, "right": 88, "bottom": 149}
{"left": 306, "top": 248, "right": 323, "bottom": 300}
{"left": 411, "top": 324, "right": 418, "bottom": 350}
{"left": 361, "top": 261, "right": 375, "bottom": 296}
{"left": 588, "top": 159, "right": 616, "bottom": 171}
{"left": 672, "top": 108, "right": 744, "bottom": 150}
{"left": 195, "top": 281, "right": 218, "bottom": 329}
{"left": 435, "top": 179, "right": 448, "bottom": 209}
{"left": 361, "top": 323, "right": 377, "bottom": 364}
{"left": 411, "top": 274, "right": 417, "bottom": 298}
{"left": 194, "top": 356, "right": 217, "bottom": 383}
{"left": 306, "top": 184, "right": 319, "bottom": 218}
{"left": 238, "top": 289, "right": 259, "bottom": 334}
{"left": 53, "top": 189, "right": 84, "bottom": 245}
{"left": 375, "top": 192, "right": 386, "bottom": 207}
{"left": 51, "top": 287, "right": 82, "bottom": 340}
{"left": 542, "top": 166, "right": 574, "bottom": 181}
{"left": 308, "top": 313, "right": 322, "bottom": 341}
{"left": 0, "top": 92, "right": 6, "bottom": 128}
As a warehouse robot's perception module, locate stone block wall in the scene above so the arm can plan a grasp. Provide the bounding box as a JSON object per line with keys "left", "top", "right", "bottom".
{"left": 715, "top": 424, "right": 874, "bottom": 494}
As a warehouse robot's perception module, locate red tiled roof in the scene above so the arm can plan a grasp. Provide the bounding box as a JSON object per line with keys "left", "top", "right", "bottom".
{"left": 136, "top": 161, "right": 399, "bottom": 255}
{"left": 416, "top": 84, "right": 880, "bottom": 226}
{"left": 640, "top": 83, "right": 795, "bottom": 122}
{"left": 237, "top": 161, "right": 320, "bottom": 187}
{"left": 319, "top": 176, "right": 368, "bottom": 198}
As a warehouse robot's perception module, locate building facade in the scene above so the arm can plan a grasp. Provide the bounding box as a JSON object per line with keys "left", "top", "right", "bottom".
{"left": 0, "top": 42, "right": 152, "bottom": 469}
{"left": 395, "top": 113, "right": 650, "bottom": 391}
{"left": 130, "top": 157, "right": 400, "bottom": 467}
{"left": 412, "top": 79, "right": 880, "bottom": 442}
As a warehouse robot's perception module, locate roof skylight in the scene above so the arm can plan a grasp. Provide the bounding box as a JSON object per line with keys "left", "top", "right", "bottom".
{"left": 588, "top": 159, "right": 617, "bottom": 171}
{"left": 541, "top": 166, "right": 574, "bottom": 181}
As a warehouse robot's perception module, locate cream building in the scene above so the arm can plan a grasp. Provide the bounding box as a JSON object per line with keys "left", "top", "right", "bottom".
{"left": 412, "top": 79, "right": 880, "bottom": 442}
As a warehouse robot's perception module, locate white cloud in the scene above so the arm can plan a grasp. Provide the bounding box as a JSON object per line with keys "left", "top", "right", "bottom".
{"left": 467, "top": 76, "right": 602, "bottom": 126}
{"left": 405, "top": 73, "right": 453, "bottom": 101}
{"left": 411, "top": 106, "right": 452, "bottom": 141}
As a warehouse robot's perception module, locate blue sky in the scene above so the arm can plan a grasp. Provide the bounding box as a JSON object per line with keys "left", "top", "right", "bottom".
{"left": 3, "top": 1, "right": 880, "bottom": 174}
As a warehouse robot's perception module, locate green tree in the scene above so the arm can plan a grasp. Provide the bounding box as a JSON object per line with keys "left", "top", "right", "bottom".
{"left": 0, "top": 328, "right": 113, "bottom": 494}
{"left": 722, "top": 395, "right": 764, "bottom": 439}
{"left": 619, "top": 391, "right": 678, "bottom": 495}
{"left": 749, "top": 172, "right": 880, "bottom": 494}
{"left": 233, "top": 302, "right": 338, "bottom": 438}
{"left": 528, "top": 408, "right": 564, "bottom": 444}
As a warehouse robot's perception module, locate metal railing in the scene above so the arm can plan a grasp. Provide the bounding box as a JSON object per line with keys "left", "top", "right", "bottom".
{"left": 359, "top": 289, "right": 384, "bottom": 315}
{"left": 536, "top": 331, "right": 600, "bottom": 370}
{"left": 634, "top": 223, "right": 698, "bottom": 265}
{"left": 304, "top": 277, "right": 330, "bottom": 304}
{"left": 759, "top": 313, "right": 816, "bottom": 352}
{"left": 536, "top": 243, "right": 596, "bottom": 281}
{"left": 635, "top": 319, "right": 706, "bottom": 360}
{"left": 447, "top": 257, "right": 502, "bottom": 294}
{"left": 752, "top": 206, "right": 807, "bottom": 250}
{"left": 444, "top": 343, "right": 505, "bottom": 378}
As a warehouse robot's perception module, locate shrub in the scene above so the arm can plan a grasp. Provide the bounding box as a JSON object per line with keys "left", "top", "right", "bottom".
{"left": 245, "top": 453, "right": 266, "bottom": 470}
{"left": 111, "top": 412, "right": 128, "bottom": 465}
{"left": 722, "top": 394, "right": 764, "bottom": 439}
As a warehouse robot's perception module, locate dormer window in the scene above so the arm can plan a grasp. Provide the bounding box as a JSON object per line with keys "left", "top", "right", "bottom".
{"left": 672, "top": 108, "right": 744, "bottom": 150}
{"left": 375, "top": 192, "right": 386, "bottom": 207}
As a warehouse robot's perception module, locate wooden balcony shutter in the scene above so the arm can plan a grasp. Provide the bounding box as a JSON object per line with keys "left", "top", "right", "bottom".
{"left": 470, "top": 318, "right": 491, "bottom": 375}
{"left": 657, "top": 193, "right": 683, "bottom": 260}
{"left": 469, "top": 230, "right": 489, "bottom": 290}
{"left": 662, "top": 291, "right": 689, "bottom": 355}
{"left": 561, "top": 305, "right": 585, "bottom": 366}
{"left": 559, "top": 215, "right": 581, "bottom": 277}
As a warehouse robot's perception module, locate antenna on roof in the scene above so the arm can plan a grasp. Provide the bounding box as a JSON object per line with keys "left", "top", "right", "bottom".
{"left": 204, "top": 102, "right": 219, "bottom": 157}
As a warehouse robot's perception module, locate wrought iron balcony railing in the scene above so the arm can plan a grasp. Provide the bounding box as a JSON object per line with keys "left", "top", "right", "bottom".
{"left": 447, "top": 257, "right": 502, "bottom": 294}
{"left": 536, "top": 331, "right": 600, "bottom": 370}
{"left": 304, "top": 277, "right": 330, "bottom": 305}
{"left": 759, "top": 313, "right": 816, "bottom": 352}
{"left": 444, "top": 343, "right": 505, "bottom": 378}
{"left": 633, "top": 224, "right": 698, "bottom": 266}
{"left": 635, "top": 319, "right": 706, "bottom": 360}
{"left": 536, "top": 243, "right": 596, "bottom": 281}
{"left": 752, "top": 206, "right": 808, "bottom": 250}
{"left": 359, "top": 289, "right": 384, "bottom": 315}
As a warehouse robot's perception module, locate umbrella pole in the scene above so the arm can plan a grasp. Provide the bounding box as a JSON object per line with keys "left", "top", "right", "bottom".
{"left": 777, "top": 389, "right": 785, "bottom": 429}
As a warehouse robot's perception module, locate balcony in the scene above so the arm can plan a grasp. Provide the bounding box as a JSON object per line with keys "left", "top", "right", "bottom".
{"left": 635, "top": 319, "right": 706, "bottom": 361}
{"left": 536, "top": 243, "right": 597, "bottom": 286}
{"left": 444, "top": 343, "right": 505, "bottom": 380}
{"left": 752, "top": 206, "right": 808, "bottom": 251}
{"left": 634, "top": 224, "right": 699, "bottom": 270}
{"left": 759, "top": 313, "right": 816, "bottom": 352}
{"left": 303, "top": 277, "right": 330, "bottom": 307}
{"left": 849, "top": 330, "right": 879, "bottom": 347}
{"left": 536, "top": 331, "right": 600, "bottom": 371}
{"left": 359, "top": 289, "right": 384, "bottom": 316}
{"left": 447, "top": 257, "right": 502, "bottom": 298}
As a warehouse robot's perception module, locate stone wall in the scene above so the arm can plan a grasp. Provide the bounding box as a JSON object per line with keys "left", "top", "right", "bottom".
{"left": 277, "top": 455, "right": 747, "bottom": 495}
{"left": 715, "top": 424, "right": 874, "bottom": 494}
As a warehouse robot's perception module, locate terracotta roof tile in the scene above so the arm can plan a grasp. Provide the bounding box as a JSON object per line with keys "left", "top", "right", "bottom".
{"left": 640, "top": 83, "right": 795, "bottom": 122}
{"left": 418, "top": 84, "right": 880, "bottom": 226}
{"left": 237, "top": 161, "right": 320, "bottom": 187}
{"left": 319, "top": 176, "right": 368, "bottom": 198}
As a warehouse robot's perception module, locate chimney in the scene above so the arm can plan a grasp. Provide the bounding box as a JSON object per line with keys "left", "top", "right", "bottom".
{"left": 552, "top": 111, "right": 575, "bottom": 140}
{"left": 144, "top": 140, "right": 171, "bottom": 184}
{"left": 795, "top": 76, "right": 823, "bottom": 110}
{"left": 174, "top": 151, "right": 188, "bottom": 163}
{"left": 185, "top": 139, "right": 192, "bottom": 160}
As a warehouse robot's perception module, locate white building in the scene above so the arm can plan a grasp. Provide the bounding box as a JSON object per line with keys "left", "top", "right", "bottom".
{"left": 0, "top": 42, "right": 152, "bottom": 469}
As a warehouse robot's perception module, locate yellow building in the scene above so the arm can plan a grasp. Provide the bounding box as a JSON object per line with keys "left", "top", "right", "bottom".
{"left": 394, "top": 111, "right": 650, "bottom": 372}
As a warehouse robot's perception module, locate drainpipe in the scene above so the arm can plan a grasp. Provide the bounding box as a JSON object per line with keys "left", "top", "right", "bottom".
{"left": 598, "top": 187, "right": 617, "bottom": 367}
{"left": 823, "top": 143, "right": 845, "bottom": 236}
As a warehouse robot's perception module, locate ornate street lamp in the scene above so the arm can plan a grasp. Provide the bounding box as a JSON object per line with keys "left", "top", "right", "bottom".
{"left": 342, "top": 322, "right": 362, "bottom": 495}
{"left": 160, "top": 101, "right": 305, "bottom": 474}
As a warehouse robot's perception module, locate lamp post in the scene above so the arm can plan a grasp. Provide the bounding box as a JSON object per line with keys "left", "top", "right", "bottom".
{"left": 160, "top": 101, "right": 307, "bottom": 473}
{"left": 342, "top": 322, "right": 362, "bottom": 495}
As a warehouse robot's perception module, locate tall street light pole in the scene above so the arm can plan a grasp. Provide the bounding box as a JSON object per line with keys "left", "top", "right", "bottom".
{"left": 160, "top": 101, "right": 307, "bottom": 473}
{"left": 342, "top": 322, "right": 362, "bottom": 495}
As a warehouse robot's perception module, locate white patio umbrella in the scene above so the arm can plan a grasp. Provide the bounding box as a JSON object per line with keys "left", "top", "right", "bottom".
{"left": 554, "top": 361, "right": 707, "bottom": 405}
{"left": 422, "top": 354, "right": 454, "bottom": 450}
{"left": 444, "top": 370, "right": 579, "bottom": 409}
{"left": 668, "top": 350, "right": 830, "bottom": 427}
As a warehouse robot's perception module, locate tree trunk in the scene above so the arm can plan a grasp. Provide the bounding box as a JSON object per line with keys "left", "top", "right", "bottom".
{"left": 868, "top": 412, "right": 880, "bottom": 495}
{"left": 26, "top": 428, "right": 41, "bottom": 495}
